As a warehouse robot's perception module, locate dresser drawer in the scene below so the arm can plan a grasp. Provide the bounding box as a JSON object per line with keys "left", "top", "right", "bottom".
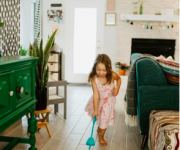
{"left": 49, "top": 72, "right": 59, "bottom": 81}
{"left": 14, "top": 67, "right": 33, "bottom": 108}
{"left": 0, "top": 72, "right": 12, "bottom": 119}
{"left": 48, "top": 54, "right": 59, "bottom": 62}
{"left": 47, "top": 63, "right": 59, "bottom": 71}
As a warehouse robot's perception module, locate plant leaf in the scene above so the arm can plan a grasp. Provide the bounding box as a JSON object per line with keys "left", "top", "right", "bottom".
{"left": 0, "top": 22, "right": 4, "bottom": 27}
{"left": 42, "top": 30, "right": 57, "bottom": 86}
{"left": 40, "top": 39, "right": 44, "bottom": 79}
{"left": 44, "top": 66, "right": 49, "bottom": 88}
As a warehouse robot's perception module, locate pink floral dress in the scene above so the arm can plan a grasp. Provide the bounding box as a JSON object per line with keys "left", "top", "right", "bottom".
{"left": 85, "top": 77, "right": 116, "bottom": 129}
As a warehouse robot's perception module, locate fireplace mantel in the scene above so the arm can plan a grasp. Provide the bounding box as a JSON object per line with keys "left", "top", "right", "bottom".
{"left": 120, "top": 14, "right": 179, "bottom": 22}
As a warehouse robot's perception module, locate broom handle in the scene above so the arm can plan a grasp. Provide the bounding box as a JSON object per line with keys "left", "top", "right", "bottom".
{"left": 91, "top": 117, "right": 96, "bottom": 137}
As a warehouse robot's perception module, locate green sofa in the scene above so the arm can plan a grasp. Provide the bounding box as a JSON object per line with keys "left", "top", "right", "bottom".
{"left": 131, "top": 53, "right": 179, "bottom": 148}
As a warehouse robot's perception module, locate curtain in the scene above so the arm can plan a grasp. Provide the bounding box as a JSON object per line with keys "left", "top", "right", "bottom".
{"left": 34, "top": 0, "right": 42, "bottom": 44}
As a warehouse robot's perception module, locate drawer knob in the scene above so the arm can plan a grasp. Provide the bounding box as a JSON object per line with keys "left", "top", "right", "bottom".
{"left": 17, "top": 87, "right": 24, "bottom": 93}
{"left": 9, "top": 91, "right": 14, "bottom": 96}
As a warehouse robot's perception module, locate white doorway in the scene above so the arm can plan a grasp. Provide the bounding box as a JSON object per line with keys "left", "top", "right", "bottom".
{"left": 66, "top": 0, "right": 105, "bottom": 83}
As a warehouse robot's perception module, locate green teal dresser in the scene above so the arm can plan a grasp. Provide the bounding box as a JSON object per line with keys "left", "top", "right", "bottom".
{"left": 0, "top": 56, "right": 38, "bottom": 150}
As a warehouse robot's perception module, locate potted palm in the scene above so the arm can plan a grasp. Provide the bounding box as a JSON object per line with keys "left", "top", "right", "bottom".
{"left": 115, "top": 62, "right": 130, "bottom": 75}
{"left": 29, "top": 30, "right": 57, "bottom": 110}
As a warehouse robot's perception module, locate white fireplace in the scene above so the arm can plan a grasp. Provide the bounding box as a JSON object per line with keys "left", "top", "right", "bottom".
{"left": 116, "top": 0, "right": 179, "bottom": 64}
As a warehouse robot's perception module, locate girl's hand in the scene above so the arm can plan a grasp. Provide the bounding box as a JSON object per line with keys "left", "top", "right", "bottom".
{"left": 92, "top": 111, "right": 98, "bottom": 120}
{"left": 112, "top": 87, "right": 119, "bottom": 96}
{"left": 112, "top": 71, "right": 121, "bottom": 97}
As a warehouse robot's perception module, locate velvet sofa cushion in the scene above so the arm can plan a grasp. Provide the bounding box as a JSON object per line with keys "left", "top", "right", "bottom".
{"left": 137, "top": 85, "right": 179, "bottom": 134}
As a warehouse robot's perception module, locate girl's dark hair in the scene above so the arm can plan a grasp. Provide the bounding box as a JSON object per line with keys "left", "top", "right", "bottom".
{"left": 88, "top": 54, "right": 112, "bottom": 83}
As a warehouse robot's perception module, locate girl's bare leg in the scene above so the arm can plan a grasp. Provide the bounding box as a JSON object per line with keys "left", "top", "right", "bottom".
{"left": 97, "top": 126, "right": 101, "bottom": 134}
{"left": 99, "top": 127, "right": 107, "bottom": 146}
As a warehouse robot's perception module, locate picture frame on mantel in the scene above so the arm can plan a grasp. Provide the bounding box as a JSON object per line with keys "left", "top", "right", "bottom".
{"left": 105, "top": 13, "right": 116, "bottom": 26}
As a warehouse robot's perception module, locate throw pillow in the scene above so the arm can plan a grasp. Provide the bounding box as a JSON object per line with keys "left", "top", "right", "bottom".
{"left": 158, "top": 59, "right": 179, "bottom": 85}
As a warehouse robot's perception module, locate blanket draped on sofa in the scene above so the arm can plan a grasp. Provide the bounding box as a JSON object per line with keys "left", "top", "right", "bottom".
{"left": 124, "top": 54, "right": 157, "bottom": 126}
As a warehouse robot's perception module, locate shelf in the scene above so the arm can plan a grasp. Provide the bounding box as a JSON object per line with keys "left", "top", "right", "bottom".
{"left": 120, "top": 14, "right": 179, "bottom": 22}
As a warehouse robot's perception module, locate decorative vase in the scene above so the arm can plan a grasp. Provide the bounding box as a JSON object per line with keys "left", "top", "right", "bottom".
{"left": 139, "top": 3, "right": 143, "bottom": 15}
{"left": 119, "top": 69, "right": 126, "bottom": 76}
{"left": 35, "top": 87, "right": 48, "bottom": 110}
{"left": 133, "top": 5, "right": 138, "bottom": 14}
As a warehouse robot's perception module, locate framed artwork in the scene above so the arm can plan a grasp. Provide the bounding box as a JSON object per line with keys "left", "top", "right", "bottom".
{"left": 47, "top": 10, "right": 63, "bottom": 24}
{"left": 107, "top": 1, "right": 115, "bottom": 11}
{"left": 105, "top": 13, "right": 116, "bottom": 26}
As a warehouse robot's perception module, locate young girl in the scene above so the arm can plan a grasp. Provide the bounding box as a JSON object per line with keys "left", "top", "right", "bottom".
{"left": 85, "top": 54, "right": 121, "bottom": 146}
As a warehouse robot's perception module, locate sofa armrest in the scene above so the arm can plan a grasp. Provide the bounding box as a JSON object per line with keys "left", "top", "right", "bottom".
{"left": 136, "top": 58, "right": 168, "bottom": 85}
{"left": 137, "top": 85, "right": 179, "bottom": 134}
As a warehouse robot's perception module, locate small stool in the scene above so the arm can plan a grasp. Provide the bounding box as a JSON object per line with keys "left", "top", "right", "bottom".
{"left": 34, "top": 106, "right": 53, "bottom": 137}
{"left": 47, "top": 80, "right": 67, "bottom": 119}
{"left": 148, "top": 110, "right": 179, "bottom": 150}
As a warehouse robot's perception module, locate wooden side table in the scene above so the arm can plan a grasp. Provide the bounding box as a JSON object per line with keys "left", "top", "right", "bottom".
{"left": 34, "top": 106, "right": 53, "bottom": 137}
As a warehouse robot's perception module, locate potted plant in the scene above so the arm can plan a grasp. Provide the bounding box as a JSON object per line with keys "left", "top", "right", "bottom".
{"left": 20, "top": 46, "right": 28, "bottom": 56}
{"left": 133, "top": 0, "right": 143, "bottom": 15}
{"left": 133, "top": 2, "right": 138, "bottom": 14}
{"left": 115, "top": 62, "right": 130, "bottom": 76}
{"left": 29, "top": 30, "right": 57, "bottom": 110}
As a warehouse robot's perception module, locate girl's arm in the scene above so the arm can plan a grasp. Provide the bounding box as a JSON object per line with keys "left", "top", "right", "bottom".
{"left": 112, "top": 71, "right": 121, "bottom": 96}
{"left": 91, "top": 78, "right": 99, "bottom": 118}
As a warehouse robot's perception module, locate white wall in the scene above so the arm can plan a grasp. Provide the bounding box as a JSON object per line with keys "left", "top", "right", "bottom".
{"left": 42, "top": 0, "right": 117, "bottom": 81}
{"left": 42, "top": 0, "right": 68, "bottom": 80}
{"left": 116, "top": 0, "right": 179, "bottom": 65}
{"left": 104, "top": 27, "right": 117, "bottom": 71}
{"left": 20, "top": 0, "right": 35, "bottom": 50}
